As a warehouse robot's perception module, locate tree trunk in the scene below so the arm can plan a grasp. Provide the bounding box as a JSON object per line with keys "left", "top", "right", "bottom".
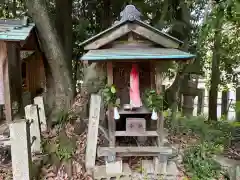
{"left": 55, "top": 0, "right": 73, "bottom": 66}
{"left": 12, "top": 0, "right": 17, "bottom": 17}
{"left": 208, "top": 9, "right": 223, "bottom": 121}
{"left": 26, "top": 0, "right": 74, "bottom": 123}
{"left": 102, "top": 0, "right": 112, "bottom": 29}
{"left": 221, "top": 90, "right": 228, "bottom": 118}
{"left": 177, "top": 2, "right": 194, "bottom": 116}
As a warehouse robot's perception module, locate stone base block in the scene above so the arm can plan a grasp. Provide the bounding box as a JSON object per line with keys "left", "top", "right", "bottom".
{"left": 94, "top": 163, "right": 131, "bottom": 180}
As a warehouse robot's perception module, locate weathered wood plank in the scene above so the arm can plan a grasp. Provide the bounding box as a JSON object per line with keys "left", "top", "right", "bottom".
{"left": 85, "top": 94, "right": 101, "bottom": 172}
{"left": 84, "top": 24, "right": 130, "bottom": 50}
{"left": 107, "top": 62, "right": 115, "bottom": 147}
{"left": 155, "top": 65, "right": 165, "bottom": 145}
{"left": 11, "top": 43, "right": 24, "bottom": 118}
{"left": 10, "top": 119, "right": 32, "bottom": 180}
{"left": 98, "top": 146, "right": 173, "bottom": 157}
{"left": 3, "top": 42, "right": 12, "bottom": 123}
{"left": 24, "top": 104, "right": 42, "bottom": 153}
{"left": 118, "top": 106, "right": 151, "bottom": 115}
{"left": 84, "top": 22, "right": 180, "bottom": 50}
{"left": 130, "top": 24, "right": 179, "bottom": 48}
{"left": 115, "top": 131, "right": 158, "bottom": 137}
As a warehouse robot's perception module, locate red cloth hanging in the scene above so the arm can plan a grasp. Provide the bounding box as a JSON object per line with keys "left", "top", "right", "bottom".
{"left": 129, "top": 63, "right": 142, "bottom": 108}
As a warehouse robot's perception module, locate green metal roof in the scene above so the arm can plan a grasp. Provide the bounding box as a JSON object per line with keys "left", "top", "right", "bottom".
{"left": 80, "top": 48, "right": 195, "bottom": 61}
{"left": 0, "top": 20, "right": 35, "bottom": 41}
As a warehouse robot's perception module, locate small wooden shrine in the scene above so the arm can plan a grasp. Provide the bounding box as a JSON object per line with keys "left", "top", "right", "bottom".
{"left": 0, "top": 18, "right": 46, "bottom": 122}
{"left": 81, "top": 5, "right": 195, "bottom": 174}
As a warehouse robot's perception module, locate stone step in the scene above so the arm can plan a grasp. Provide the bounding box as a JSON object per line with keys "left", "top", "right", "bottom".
{"left": 94, "top": 163, "right": 131, "bottom": 180}
{"left": 141, "top": 160, "right": 179, "bottom": 179}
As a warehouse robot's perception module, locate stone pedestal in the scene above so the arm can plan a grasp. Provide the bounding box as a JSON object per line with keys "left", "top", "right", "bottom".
{"left": 25, "top": 104, "right": 42, "bottom": 153}
{"left": 34, "top": 96, "right": 47, "bottom": 131}
{"left": 10, "top": 120, "right": 32, "bottom": 180}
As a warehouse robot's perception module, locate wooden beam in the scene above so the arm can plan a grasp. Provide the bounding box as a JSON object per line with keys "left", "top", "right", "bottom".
{"left": 130, "top": 24, "right": 179, "bottom": 48}
{"left": 150, "top": 62, "right": 155, "bottom": 89}
{"left": 13, "top": 43, "right": 24, "bottom": 118}
{"left": 107, "top": 62, "right": 115, "bottom": 147}
{"left": 155, "top": 63, "right": 165, "bottom": 145}
{"left": 84, "top": 24, "right": 130, "bottom": 50}
{"left": 3, "top": 43, "right": 12, "bottom": 123}
{"left": 115, "top": 131, "right": 158, "bottom": 137}
{"left": 98, "top": 146, "right": 173, "bottom": 157}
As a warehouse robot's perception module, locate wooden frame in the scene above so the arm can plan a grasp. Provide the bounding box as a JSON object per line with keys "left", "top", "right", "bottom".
{"left": 84, "top": 23, "right": 180, "bottom": 50}
{"left": 107, "top": 62, "right": 115, "bottom": 147}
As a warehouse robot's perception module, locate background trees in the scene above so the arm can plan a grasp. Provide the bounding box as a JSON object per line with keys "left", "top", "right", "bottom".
{"left": 0, "top": 0, "right": 239, "bottom": 121}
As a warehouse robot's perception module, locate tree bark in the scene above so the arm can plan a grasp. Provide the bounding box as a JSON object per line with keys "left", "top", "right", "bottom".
{"left": 102, "top": 0, "right": 112, "bottom": 29}
{"left": 12, "top": 0, "right": 17, "bottom": 17}
{"left": 208, "top": 9, "right": 223, "bottom": 121}
{"left": 55, "top": 0, "right": 73, "bottom": 66}
{"left": 26, "top": 0, "right": 74, "bottom": 122}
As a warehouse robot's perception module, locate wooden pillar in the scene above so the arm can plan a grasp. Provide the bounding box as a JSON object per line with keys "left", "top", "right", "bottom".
{"left": 4, "top": 42, "right": 24, "bottom": 122}
{"left": 107, "top": 62, "right": 115, "bottom": 147}
{"left": 11, "top": 43, "right": 24, "bottom": 118}
{"left": 155, "top": 63, "right": 164, "bottom": 145}
{"left": 3, "top": 43, "right": 12, "bottom": 123}
{"left": 150, "top": 62, "right": 156, "bottom": 89}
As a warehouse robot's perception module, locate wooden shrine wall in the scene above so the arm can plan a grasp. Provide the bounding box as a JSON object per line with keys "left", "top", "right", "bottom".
{"left": 23, "top": 52, "right": 45, "bottom": 97}
{"left": 113, "top": 62, "right": 151, "bottom": 105}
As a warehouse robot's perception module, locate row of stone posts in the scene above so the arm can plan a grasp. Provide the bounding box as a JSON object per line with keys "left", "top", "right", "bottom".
{"left": 10, "top": 96, "right": 47, "bottom": 180}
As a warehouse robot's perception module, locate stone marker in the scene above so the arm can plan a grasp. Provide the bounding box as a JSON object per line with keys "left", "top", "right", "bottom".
{"left": 154, "top": 155, "right": 168, "bottom": 175}
{"left": 106, "top": 159, "right": 123, "bottom": 175}
{"left": 94, "top": 163, "right": 131, "bottom": 180}
{"left": 34, "top": 96, "right": 47, "bottom": 131}
{"left": 142, "top": 159, "right": 154, "bottom": 174}
{"left": 85, "top": 94, "right": 101, "bottom": 172}
{"left": 25, "top": 104, "right": 42, "bottom": 153}
{"left": 10, "top": 120, "right": 32, "bottom": 180}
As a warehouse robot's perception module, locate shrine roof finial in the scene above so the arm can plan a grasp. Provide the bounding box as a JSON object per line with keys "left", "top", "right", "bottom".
{"left": 120, "top": 5, "right": 141, "bottom": 22}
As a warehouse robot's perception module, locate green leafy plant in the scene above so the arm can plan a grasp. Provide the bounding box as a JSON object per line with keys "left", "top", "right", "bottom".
{"left": 56, "top": 146, "right": 74, "bottom": 161}
{"left": 55, "top": 131, "right": 76, "bottom": 161}
{"left": 55, "top": 109, "right": 71, "bottom": 127}
{"left": 143, "top": 89, "right": 164, "bottom": 112}
{"left": 165, "top": 115, "right": 236, "bottom": 147}
{"left": 183, "top": 142, "right": 225, "bottom": 180}
{"left": 102, "top": 84, "right": 120, "bottom": 107}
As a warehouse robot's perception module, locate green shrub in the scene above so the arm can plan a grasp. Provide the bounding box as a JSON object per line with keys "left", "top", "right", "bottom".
{"left": 165, "top": 114, "right": 236, "bottom": 147}
{"left": 183, "top": 142, "right": 225, "bottom": 180}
